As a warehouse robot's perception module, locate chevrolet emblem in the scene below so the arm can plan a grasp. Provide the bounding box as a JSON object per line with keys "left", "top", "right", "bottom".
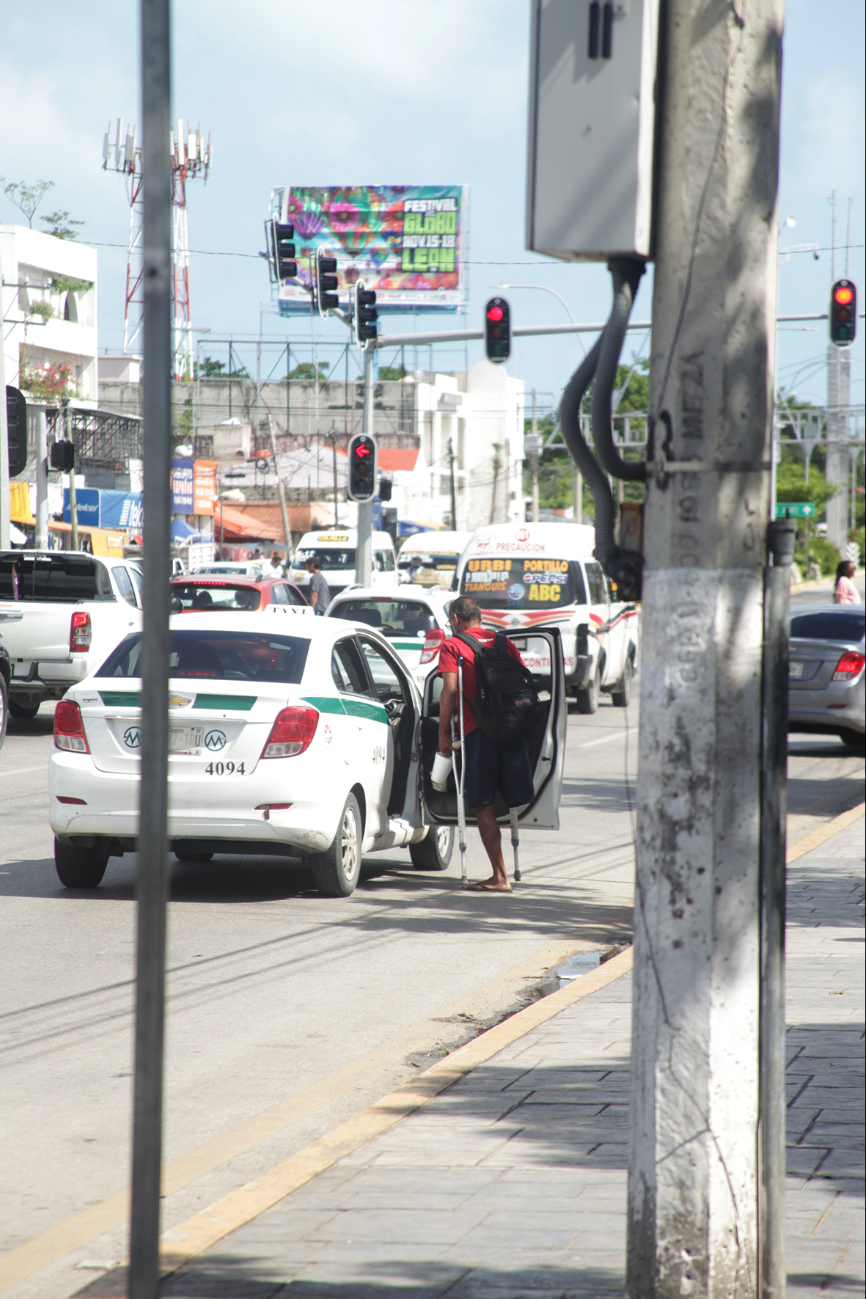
{"left": 169, "top": 693, "right": 194, "bottom": 709}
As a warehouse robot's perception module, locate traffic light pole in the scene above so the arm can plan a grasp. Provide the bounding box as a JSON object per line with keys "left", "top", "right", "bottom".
{"left": 356, "top": 343, "right": 375, "bottom": 587}
{"left": 627, "top": 1, "right": 785, "bottom": 1295}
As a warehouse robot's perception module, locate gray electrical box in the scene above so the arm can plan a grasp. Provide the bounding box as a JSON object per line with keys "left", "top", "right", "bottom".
{"left": 526, "top": 0, "right": 660, "bottom": 262}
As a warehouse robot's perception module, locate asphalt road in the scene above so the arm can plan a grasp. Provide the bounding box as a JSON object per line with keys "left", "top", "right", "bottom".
{"left": 0, "top": 674, "right": 863, "bottom": 1299}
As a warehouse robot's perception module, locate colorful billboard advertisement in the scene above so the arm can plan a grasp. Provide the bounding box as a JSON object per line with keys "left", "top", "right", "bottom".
{"left": 193, "top": 460, "right": 217, "bottom": 516}
{"left": 171, "top": 458, "right": 194, "bottom": 513}
{"left": 271, "top": 185, "right": 468, "bottom": 314}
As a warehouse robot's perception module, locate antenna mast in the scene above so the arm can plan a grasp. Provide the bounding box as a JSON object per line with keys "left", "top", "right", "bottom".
{"left": 103, "top": 118, "right": 212, "bottom": 379}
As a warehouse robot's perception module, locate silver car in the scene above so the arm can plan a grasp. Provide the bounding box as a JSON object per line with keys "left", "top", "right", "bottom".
{"left": 788, "top": 603, "right": 865, "bottom": 751}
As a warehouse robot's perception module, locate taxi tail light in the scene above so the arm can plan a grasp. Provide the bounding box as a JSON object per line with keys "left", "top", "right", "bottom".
{"left": 70, "top": 611, "right": 92, "bottom": 652}
{"left": 261, "top": 707, "right": 319, "bottom": 758}
{"left": 54, "top": 700, "right": 90, "bottom": 753}
{"left": 832, "top": 651, "right": 865, "bottom": 681}
{"left": 419, "top": 629, "right": 446, "bottom": 665}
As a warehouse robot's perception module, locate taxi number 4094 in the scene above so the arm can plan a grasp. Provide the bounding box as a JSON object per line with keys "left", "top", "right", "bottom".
{"left": 204, "top": 761, "right": 245, "bottom": 776}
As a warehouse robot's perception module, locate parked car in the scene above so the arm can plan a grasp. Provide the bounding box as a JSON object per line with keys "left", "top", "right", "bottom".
{"left": 170, "top": 575, "right": 310, "bottom": 615}
{"left": 0, "top": 551, "right": 143, "bottom": 719}
{"left": 48, "top": 614, "right": 568, "bottom": 894}
{"left": 326, "top": 587, "right": 454, "bottom": 688}
{"left": 788, "top": 603, "right": 865, "bottom": 750}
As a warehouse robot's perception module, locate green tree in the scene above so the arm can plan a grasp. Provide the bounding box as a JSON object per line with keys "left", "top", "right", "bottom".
{"left": 40, "top": 210, "right": 84, "bottom": 240}
{"left": 379, "top": 365, "right": 407, "bottom": 381}
{"left": 195, "top": 355, "right": 249, "bottom": 379}
{"left": 288, "top": 361, "right": 329, "bottom": 381}
{"left": 2, "top": 178, "right": 54, "bottom": 226}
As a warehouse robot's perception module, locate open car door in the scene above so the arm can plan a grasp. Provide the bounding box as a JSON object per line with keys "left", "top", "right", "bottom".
{"left": 420, "top": 628, "right": 566, "bottom": 830}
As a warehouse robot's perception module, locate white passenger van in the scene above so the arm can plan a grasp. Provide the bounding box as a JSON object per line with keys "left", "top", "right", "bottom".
{"left": 290, "top": 529, "right": 397, "bottom": 599}
{"left": 397, "top": 531, "right": 473, "bottom": 590}
{"left": 454, "top": 522, "right": 640, "bottom": 712}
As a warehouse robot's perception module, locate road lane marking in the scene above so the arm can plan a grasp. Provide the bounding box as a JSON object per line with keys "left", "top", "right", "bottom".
{"left": 86, "top": 948, "right": 637, "bottom": 1295}
{"left": 576, "top": 727, "right": 637, "bottom": 749}
{"left": 785, "top": 801, "right": 864, "bottom": 864}
{"left": 0, "top": 935, "right": 601, "bottom": 1292}
{"left": 0, "top": 765, "right": 46, "bottom": 780}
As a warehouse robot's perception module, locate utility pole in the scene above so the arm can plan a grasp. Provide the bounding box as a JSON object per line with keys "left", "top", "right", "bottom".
{"left": 825, "top": 345, "right": 850, "bottom": 549}
{"left": 356, "top": 343, "right": 374, "bottom": 585}
{"left": 0, "top": 252, "right": 10, "bottom": 551}
{"left": 35, "top": 409, "right": 49, "bottom": 550}
{"left": 448, "top": 436, "right": 457, "bottom": 529}
{"left": 529, "top": 390, "right": 540, "bottom": 523}
{"left": 63, "top": 399, "right": 79, "bottom": 551}
{"left": 267, "top": 413, "right": 291, "bottom": 556}
{"left": 628, "top": 4, "right": 785, "bottom": 1298}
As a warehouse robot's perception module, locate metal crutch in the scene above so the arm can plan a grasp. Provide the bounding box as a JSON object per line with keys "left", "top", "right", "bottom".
{"left": 455, "top": 659, "right": 469, "bottom": 888}
{"left": 509, "top": 807, "right": 522, "bottom": 883}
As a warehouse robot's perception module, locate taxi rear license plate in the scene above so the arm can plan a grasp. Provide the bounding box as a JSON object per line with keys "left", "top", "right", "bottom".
{"left": 169, "top": 726, "right": 203, "bottom": 753}
{"left": 788, "top": 660, "right": 804, "bottom": 679}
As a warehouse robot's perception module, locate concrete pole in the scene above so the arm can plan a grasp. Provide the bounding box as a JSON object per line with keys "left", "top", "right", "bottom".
{"left": 356, "top": 343, "right": 374, "bottom": 586}
{"left": 267, "top": 412, "right": 291, "bottom": 557}
{"left": 0, "top": 253, "right": 10, "bottom": 550}
{"left": 825, "top": 345, "right": 849, "bottom": 549}
{"left": 35, "top": 409, "right": 49, "bottom": 549}
{"left": 531, "top": 391, "right": 540, "bottom": 522}
{"left": 628, "top": 1, "right": 784, "bottom": 1295}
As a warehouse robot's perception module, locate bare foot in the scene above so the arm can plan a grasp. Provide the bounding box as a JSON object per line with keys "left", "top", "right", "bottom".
{"left": 467, "top": 878, "right": 513, "bottom": 893}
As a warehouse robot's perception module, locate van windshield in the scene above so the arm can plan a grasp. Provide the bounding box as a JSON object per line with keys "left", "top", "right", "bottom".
{"left": 294, "top": 548, "right": 356, "bottom": 571}
{"left": 399, "top": 552, "right": 461, "bottom": 571}
{"left": 460, "top": 557, "right": 581, "bottom": 609}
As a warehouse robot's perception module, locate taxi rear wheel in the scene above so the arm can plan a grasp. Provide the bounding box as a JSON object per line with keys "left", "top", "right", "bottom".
{"left": 311, "top": 794, "right": 362, "bottom": 897}
{"left": 54, "top": 838, "right": 109, "bottom": 889}
{"left": 410, "top": 825, "right": 455, "bottom": 871}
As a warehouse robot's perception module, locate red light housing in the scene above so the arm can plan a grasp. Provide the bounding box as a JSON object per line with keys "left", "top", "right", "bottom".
{"left": 419, "top": 629, "right": 446, "bottom": 665}
{"left": 261, "top": 706, "right": 319, "bottom": 758}
{"left": 70, "top": 611, "right": 92, "bottom": 653}
{"left": 834, "top": 285, "right": 854, "bottom": 305}
{"left": 487, "top": 305, "right": 504, "bottom": 321}
{"left": 832, "top": 651, "right": 865, "bottom": 681}
{"left": 54, "top": 700, "right": 90, "bottom": 753}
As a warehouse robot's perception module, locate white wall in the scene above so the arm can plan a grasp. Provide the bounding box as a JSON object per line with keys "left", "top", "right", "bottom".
{"left": 0, "top": 224, "right": 98, "bottom": 404}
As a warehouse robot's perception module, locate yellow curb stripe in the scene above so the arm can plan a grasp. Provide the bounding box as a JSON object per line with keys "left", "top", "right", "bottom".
{"left": 785, "top": 801, "right": 864, "bottom": 864}
{"left": 0, "top": 935, "right": 597, "bottom": 1294}
{"left": 154, "top": 947, "right": 634, "bottom": 1278}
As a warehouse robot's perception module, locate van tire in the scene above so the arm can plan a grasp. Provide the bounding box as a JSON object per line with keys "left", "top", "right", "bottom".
{"left": 55, "top": 838, "right": 109, "bottom": 889}
{"left": 9, "top": 700, "right": 40, "bottom": 720}
{"left": 611, "top": 654, "right": 634, "bottom": 707}
{"left": 577, "top": 664, "right": 601, "bottom": 714}
{"left": 410, "top": 826, "right": 455, "bottom": 871}
{"left": 311, "top": 793, "right": 363, "bottom": 897}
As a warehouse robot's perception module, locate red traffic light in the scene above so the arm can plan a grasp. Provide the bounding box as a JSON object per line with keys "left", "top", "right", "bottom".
{"left": 834, "top": 284, "right": 854, "bottom": 306}
{"left": 354, "top": 444, "right": 372, "bottom": 458}
{"left": 487, "top": 305, "right": 504, "bottom": 322}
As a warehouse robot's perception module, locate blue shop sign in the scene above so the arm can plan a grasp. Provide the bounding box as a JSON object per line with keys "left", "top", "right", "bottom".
{"left": 171, "top": 458, "right": 194, "bottom": 513}
{"left": 62, "top": 488, "right": 100, "bottom": 525}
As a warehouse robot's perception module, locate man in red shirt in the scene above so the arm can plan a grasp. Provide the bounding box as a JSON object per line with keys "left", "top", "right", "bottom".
{"left": 438, "top": 597, "right": 535, "bottom": 892}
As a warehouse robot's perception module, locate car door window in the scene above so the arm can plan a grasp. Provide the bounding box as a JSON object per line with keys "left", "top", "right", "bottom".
{"left": 269, "top": 583, "right": 288, "bottom": 605}
{"left": 584, "top": 562, "right": 607, "bottom": 606}
{"left": 127, "top": 565, "right": 145, "bottom": 606}
{"left": 286, "top": 584, "right": 308, "bottom": 607}
{"left": 331, "top": 638, "right": 373, "bottom": 696}
{"left": 358, "top": 639, "right": 407, "bottom": 703}
{"left": 114, "top": 566, "right": 137, "bottom": 606}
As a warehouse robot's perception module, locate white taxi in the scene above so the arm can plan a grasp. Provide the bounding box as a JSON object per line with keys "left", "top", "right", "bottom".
{"left": 49, "top": 614, "right": 567, "bottom": 897}
{"left": 325, "top": 587, "right": 455, "bottom": 689}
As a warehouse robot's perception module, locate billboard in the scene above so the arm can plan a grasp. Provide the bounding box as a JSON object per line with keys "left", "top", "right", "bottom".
{"left": 171, "top": 458, "right": 194, "bottom": 513}
{"left": 271, "top": 185, "right": 468, "bottom": 314}
{"left": 193, "top": 460, "right": 217, "bottom": 516}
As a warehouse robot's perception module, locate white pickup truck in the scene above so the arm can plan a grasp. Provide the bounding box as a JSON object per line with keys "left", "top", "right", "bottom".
{"left": 0, "top": 551, "right": 144, "bottom": 719}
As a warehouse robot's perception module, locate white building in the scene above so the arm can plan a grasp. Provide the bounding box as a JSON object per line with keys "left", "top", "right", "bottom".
{"left": 0, "top": 224, "right": 98, "bottom": 405}
{"left": 393, "top": 361, "right": 525, "bottom": 531}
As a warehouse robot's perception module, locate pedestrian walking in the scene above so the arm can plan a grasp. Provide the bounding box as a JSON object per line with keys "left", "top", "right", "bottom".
{"left": 305, "top": 557, "right": 331, "bottom": 615}
{"left": 834, "top": 559, "right": 861, "bottom": 604}
{"left": 267, "top": 551, "right": 285, "bottom": 578}
{"left": 437, "top": 597, "right": 536, "bottom": 892}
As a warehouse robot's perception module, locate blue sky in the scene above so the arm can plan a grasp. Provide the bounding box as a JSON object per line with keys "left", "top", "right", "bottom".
{"left": 1, "top": 0, "right": 863, "bottom": 415}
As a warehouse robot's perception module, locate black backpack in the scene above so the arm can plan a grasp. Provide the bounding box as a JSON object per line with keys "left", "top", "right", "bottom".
{"left": 452, "top": 631, "right": 540, "bottom": 742}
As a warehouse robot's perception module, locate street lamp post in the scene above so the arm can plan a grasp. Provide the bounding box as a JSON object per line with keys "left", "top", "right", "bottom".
{"left": 491, "top": 282, "right": 578, "bottom": 326}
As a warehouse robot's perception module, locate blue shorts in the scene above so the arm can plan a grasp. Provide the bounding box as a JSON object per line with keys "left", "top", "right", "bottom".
{"left": 462, "top": 727, "right": 534, "bottom": 809}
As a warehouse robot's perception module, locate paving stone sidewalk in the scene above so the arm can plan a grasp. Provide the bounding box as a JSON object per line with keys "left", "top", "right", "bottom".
{"left": 156, "top": 820, "right": 864, "bottom": 1299}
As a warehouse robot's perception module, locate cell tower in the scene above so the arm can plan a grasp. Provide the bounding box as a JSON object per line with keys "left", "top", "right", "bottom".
{"left": 102, "top": 118, "right": 212, "bottom": 380}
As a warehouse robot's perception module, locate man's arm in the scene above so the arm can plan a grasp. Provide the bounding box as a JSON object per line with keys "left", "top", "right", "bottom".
{"left": 438, "top": 672, "right": 458, "bottom": 756}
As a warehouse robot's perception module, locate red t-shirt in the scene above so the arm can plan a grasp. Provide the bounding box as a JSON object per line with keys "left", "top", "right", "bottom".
{"left": 438, "top": 628, "right": 525, "bottom": 736}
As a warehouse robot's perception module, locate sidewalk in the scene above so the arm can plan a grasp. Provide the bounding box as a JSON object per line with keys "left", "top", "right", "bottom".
{"left": 86, "top": 813, "right": 865, "bottom": 1299}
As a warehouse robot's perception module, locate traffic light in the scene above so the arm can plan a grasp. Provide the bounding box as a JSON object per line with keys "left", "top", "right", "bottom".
{"left": 378, "top": 477, "right": 393, "bottom": 502}
{"left": 354, "top": 281, "right": 378, "bottom": 346}
{"left": 484, "top": 296, "right": 511, "bottom": 364}
{"left": 316, "top": 249, "right": 339, "bottom": 316}
{"left": 273, "top": 220, "right": 297, "bottom": 281}
{"left": 347, "top": 433, "right": 377, "bottom": 502}
{"left": 830, "top": 279, "right": 857, "bottom": 346}
{"left": 6, "top": 386, "right": 28, "bottom": 478}
{"left": 50, "top": 439, "right": 75, "bottom": 472}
